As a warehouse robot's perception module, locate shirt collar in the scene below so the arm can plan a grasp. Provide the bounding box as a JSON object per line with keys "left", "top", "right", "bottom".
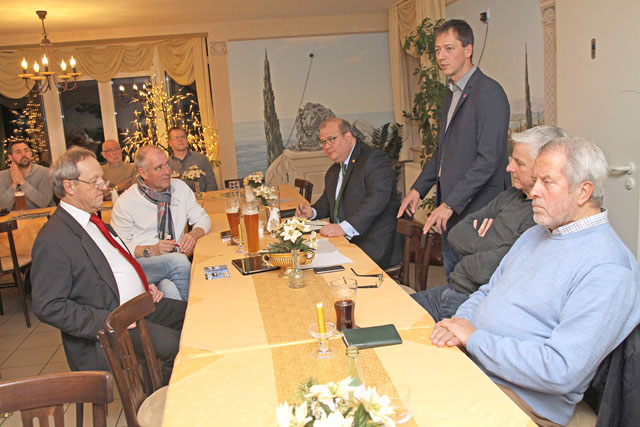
{"left": 59, "top": 201, "right": 92, "bottom": 228}
{"left": 448, "top": 65, "right": 477, "bottom": 92}
{"left": 551, "top": 209, "right": 608, "bottom": 236}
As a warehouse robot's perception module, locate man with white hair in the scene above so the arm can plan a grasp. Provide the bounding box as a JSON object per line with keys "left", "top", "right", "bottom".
{"left": 111, "top": 145, "right": 211, "bottom": 301}
{"left": 431, "top": 137, "right": 640, "bottom": 426}
{"left": 412, "top": 126, "right": 567, "bottom": 321}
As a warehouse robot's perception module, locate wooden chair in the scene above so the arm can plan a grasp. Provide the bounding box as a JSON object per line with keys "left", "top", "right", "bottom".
{"left": 224, "top": 178, "right": 244, "bottom": 189}
{"left": 0, "top": 219, "right": 32, "bottom": 327}
{"left": 294, "top": 178, "right": 313, "bottom": 202}
{"left": 386, "top": 219, "right": 443, "bottom": 292}
{"left": 98, "top": 293, "right": 167, "bottom": 427}
{"left": 0, "top": 371, "right": 113, "bottom": 427}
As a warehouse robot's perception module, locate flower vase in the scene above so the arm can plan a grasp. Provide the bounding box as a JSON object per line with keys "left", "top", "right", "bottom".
{"left": 194, "top": 182, "right": 203, "bottom": 201}
{"left": 288, "top": 249, "right": 306, "bottom": 288}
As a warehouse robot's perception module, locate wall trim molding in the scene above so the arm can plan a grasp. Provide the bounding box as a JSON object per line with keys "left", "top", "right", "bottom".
{"left": 539, "top": 0, "right": 557, "bottom": 126}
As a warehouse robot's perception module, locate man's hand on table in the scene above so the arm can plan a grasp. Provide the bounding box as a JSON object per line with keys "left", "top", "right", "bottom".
{"left": 430, "top": 318, "right": 476, "bottom": 348}
{"left": 148, "top": 284, "right": 163, "bottom": 303}
{"left": 319, "top": 224, "right": 346, "bottom": 237}
{"left": 296, "top": 203, "right": 313, "bottom": 218}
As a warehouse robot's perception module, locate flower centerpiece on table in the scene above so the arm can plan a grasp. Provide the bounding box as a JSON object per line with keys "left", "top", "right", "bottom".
{"left": 182, "top": 165, "right": 205, "bottom": 181}
{"left": 254, "top": 184, "right": 278, "bottom": 206}
{"left": 244, "top": 171, "right": 264, "bottom": 188}
{"left": 276, "top": 377, "right": 398, "bottom": 427}
{"left": 268, "top": 217, "right": 318, "bottom": 253}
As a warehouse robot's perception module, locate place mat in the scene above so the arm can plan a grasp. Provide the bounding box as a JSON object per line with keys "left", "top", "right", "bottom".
{"left": 253, "top": 271, "right": 334, "bottom": 346}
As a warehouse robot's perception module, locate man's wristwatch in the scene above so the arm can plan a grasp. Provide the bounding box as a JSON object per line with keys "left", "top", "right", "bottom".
{"left": 143, "top": 247, "right": 151, "bottom": 258}
{"left": 441, "top": 202, "right": 453, "bottom": 211}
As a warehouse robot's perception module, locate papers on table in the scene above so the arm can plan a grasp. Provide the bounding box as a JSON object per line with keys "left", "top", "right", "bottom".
{"left": 307, "top": 219, "right": 329, "bottom": 231}
{"left": 303, "top": 238, "right": 353, "bottom": 269}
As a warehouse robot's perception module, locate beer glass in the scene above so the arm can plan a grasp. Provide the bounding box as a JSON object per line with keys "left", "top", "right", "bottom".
{"left": 14, "top": 191, "right": 26, "bottom": 211}
{"left": 330, "top": 278, "right": 357, "bottom": 332}
{"left": 225, "top": 196, "right": 241, "bottom": 240}
{"left": 242, "top": 202, "right": 260, "bottom": 254}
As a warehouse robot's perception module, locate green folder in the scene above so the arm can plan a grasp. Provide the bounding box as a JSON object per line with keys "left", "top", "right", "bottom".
{"left": 342, "top": 324, "right": 402, "bottom": 349}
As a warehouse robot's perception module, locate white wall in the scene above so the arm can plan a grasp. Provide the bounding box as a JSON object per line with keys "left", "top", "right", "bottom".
{"left": 556, "top": 0, "right": 640, "bottom": 256}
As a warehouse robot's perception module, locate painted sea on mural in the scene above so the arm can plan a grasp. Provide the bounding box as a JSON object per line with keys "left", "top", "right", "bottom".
{"left": 234, "top": 111, "right": 394, "bottom": 178}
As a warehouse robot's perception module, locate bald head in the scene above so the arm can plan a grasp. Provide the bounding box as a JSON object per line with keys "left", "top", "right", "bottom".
{"left": 102, "top": 139, "right": 123, "bottom": 166}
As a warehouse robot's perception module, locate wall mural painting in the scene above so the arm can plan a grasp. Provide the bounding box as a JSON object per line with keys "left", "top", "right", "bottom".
{"left": 228, "top": 33, "right": 395, "bottom": 180}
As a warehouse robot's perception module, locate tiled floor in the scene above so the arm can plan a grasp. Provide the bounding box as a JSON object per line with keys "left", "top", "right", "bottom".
{"left": 0, "top": 288, "right": 126, "bottom": 426}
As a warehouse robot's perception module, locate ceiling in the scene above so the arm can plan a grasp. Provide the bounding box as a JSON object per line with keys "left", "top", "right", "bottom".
{"left": 1, "top": 0, "right": 401, "bottom": 43}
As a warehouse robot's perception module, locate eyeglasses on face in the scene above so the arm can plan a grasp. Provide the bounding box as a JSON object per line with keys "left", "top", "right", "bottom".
{"left": 102, "top": 149, "right": 121, "bottom": 154}
{"left": 73, "top": 179, "right": 110, "bottom": 190}
{"left": 170, "top": 134, "right": 187, "bottom": 141}
{"left": 319, "top": 132, "right": 346, "bottom": 147}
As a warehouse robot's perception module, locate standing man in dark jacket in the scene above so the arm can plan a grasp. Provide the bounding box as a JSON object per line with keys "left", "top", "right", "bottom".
{"left": 398, "top": 19, "right": 511, "bottom": 278}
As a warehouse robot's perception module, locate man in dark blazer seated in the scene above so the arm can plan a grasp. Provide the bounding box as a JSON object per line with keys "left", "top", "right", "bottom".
{"left": 31, "top": 147, "right": 186, "bottom": 385}
{"left": 398, "top": 19, "right": 511, "bottom": 278}
{"left": 296, "top": 118, "right": 401, "bottom": 268}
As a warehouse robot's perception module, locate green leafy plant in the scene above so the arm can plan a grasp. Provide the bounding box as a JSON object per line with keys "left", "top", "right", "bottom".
{"left": 403, "top": 17, "right": 448, "bottom": 211}
{"left": 371, "top": 122, "right": 403, "bottom": 178}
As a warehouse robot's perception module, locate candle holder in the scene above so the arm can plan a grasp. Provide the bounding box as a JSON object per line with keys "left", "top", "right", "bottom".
{"left": 308, "top": 322, "right": 336, "bottom": 359}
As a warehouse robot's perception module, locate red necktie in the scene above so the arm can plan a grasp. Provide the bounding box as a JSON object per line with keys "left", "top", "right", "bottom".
{"left": 89, "top": 214, "right": 149, "bottom": 292}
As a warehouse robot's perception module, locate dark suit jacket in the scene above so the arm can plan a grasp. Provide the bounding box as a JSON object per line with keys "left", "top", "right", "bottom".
{"left": 312, "top": 141, "right": 401, "bottom": 268}
{"left": 31, "top": 207, "right": 126, "bottom": 372}
{"left": 412, "top": 68, "right": 511, "bottom": 224}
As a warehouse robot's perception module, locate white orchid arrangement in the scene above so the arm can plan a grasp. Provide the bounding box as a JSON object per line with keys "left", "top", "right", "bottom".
{"left": 182, "top": 165, "right": 205, "bottom": 181}
{"left": 254, "top": 184, "right": 278, "bottom": 206}
{"left": 244, "top": 171, "right": 264, "bottom": 188}
{"left": 276, "top": 377, "right": 398, "bottom": 427}
{"left": 268, "top": 217, "right": 318, "bottom": 253}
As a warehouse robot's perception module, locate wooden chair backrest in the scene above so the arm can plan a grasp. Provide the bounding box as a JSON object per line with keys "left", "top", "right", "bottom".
{"left": 0, "top": 371, "right": 113, "bottom": 427}
{"left": 294, "top": 178, "right": 313, "bottom": 202}
{"left": 0, "top": 219, "right": 30, "bottom": 327}
{"left": 98, "top": 293, "right": 161, "bottom": 427}
{"left": 224, "top": 178, "right": 245, "bottom": 189}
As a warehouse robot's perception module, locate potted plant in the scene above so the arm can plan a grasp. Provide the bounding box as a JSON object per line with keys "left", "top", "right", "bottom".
{"left": 262, "top": 217, "right": 317, "bottom": 277}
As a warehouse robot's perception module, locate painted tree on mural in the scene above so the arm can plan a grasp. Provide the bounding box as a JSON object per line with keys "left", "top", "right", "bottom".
{"left": 263, "top": 50, "right": 284, "bottom": 166}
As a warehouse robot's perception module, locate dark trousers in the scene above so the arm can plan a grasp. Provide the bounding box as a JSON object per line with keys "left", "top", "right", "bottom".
{"left": 130, "top": 297, "right": 187, "bottom": 385}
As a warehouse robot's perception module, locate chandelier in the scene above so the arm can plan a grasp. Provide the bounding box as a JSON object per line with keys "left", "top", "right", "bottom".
{"left": 17, "top": 11, "right": 82, "bottom": 94}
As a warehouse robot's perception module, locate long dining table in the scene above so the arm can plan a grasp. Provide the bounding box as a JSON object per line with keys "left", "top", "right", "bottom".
{"left": 162, "top": 185, "right": 535, "bottom": 426}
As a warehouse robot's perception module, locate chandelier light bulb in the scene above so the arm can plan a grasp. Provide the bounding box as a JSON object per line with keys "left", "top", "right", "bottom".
{"left": 119, "top": 85, "right": 125, "bottom": 92}
{"left": 60, "top": 60, "right": 67, "bottom": 72}
{"left": 132, "top": 84, "right": 138, "bottom": 91}
{"left": 69, "top": 57, "right": 76, "bottom": 67}
{"left": 42, "top": 55, "right": 48, "bottom": 66}
{"left": 21, "top": 58, "right": 28, "bottom": 71}
{"left": 33, "top": 61, "right": 40, "bottom": 73}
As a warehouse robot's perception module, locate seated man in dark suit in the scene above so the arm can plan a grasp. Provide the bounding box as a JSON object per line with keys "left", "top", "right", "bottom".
{"left": 296, "top": 118, "right": 401, "bottom": 268}
{"left": 31, "top": 147, "right": 186, "bottom": 385}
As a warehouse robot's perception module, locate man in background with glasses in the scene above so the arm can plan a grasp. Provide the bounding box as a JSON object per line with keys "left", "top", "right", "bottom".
{"left": 167, "top": 126, "right": 218, "bottom": 192}
{"left": 296, "top": 118, "right": 401, "bottom": 268}
{"left": 101, "top": 139, "right": 137, "bottom": 197}
{"left": 0, "top": 140, "right": 53, "bottom": 210}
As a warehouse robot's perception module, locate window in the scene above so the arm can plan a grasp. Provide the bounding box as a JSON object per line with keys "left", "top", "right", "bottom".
{"left": 60, "top": 80, "right": 104, "bottom": 157}
{"left": 0, "top": 92, "right": 50, "bottom": 166}
{"left": 112, "top": 76, "right": 152, "bottom": 143}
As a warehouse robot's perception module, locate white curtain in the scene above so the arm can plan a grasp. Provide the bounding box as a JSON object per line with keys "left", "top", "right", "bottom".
{"left": 389, "top": 0, "right": 446, "bottom": 161}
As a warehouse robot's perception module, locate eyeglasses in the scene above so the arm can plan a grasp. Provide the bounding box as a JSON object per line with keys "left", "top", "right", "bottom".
{"left": 319, "top": 132, "right": 345, "bottom": 147}
{"left": 73, "top": 179, "right": 110, "bottom": 190}
{"left": 102, "top": 149, "right": 120, "bottom": 154}
{"left": 170, "top": 135, "right": 187, "bottom": 141}
{"left": 351, "top": 268, "right": 383, "bottom": 288}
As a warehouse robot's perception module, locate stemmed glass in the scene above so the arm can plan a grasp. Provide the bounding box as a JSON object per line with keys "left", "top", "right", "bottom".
{"left": 233, "top": 215, "right": 246, "bottom": 254}
{"left": 308, "top": 322, "right": 336, "bottom": 359}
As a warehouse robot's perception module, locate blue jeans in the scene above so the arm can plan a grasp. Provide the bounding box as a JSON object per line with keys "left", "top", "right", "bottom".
{"left": 442, "top": 226, "right": 462, "bottom": 280}
{"left": 137, "top": 253, "right": 191, "bottom": 301}
{"left": 411, "top": 284, "right": 469, "bottom": 322}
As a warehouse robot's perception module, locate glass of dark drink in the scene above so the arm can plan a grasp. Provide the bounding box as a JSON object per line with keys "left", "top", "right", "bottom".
{"left": 330, "top": 278, "right": 357, "bottom": 333}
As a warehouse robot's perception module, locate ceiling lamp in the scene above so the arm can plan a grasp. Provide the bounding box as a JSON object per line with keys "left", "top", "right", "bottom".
{"left": 17, "top": 11, "right": 82, "bottom": 94}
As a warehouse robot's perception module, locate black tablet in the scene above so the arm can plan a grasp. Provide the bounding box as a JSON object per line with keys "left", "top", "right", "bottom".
{"left": 231, "top": 256, "right": 279, "bottom": 275}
